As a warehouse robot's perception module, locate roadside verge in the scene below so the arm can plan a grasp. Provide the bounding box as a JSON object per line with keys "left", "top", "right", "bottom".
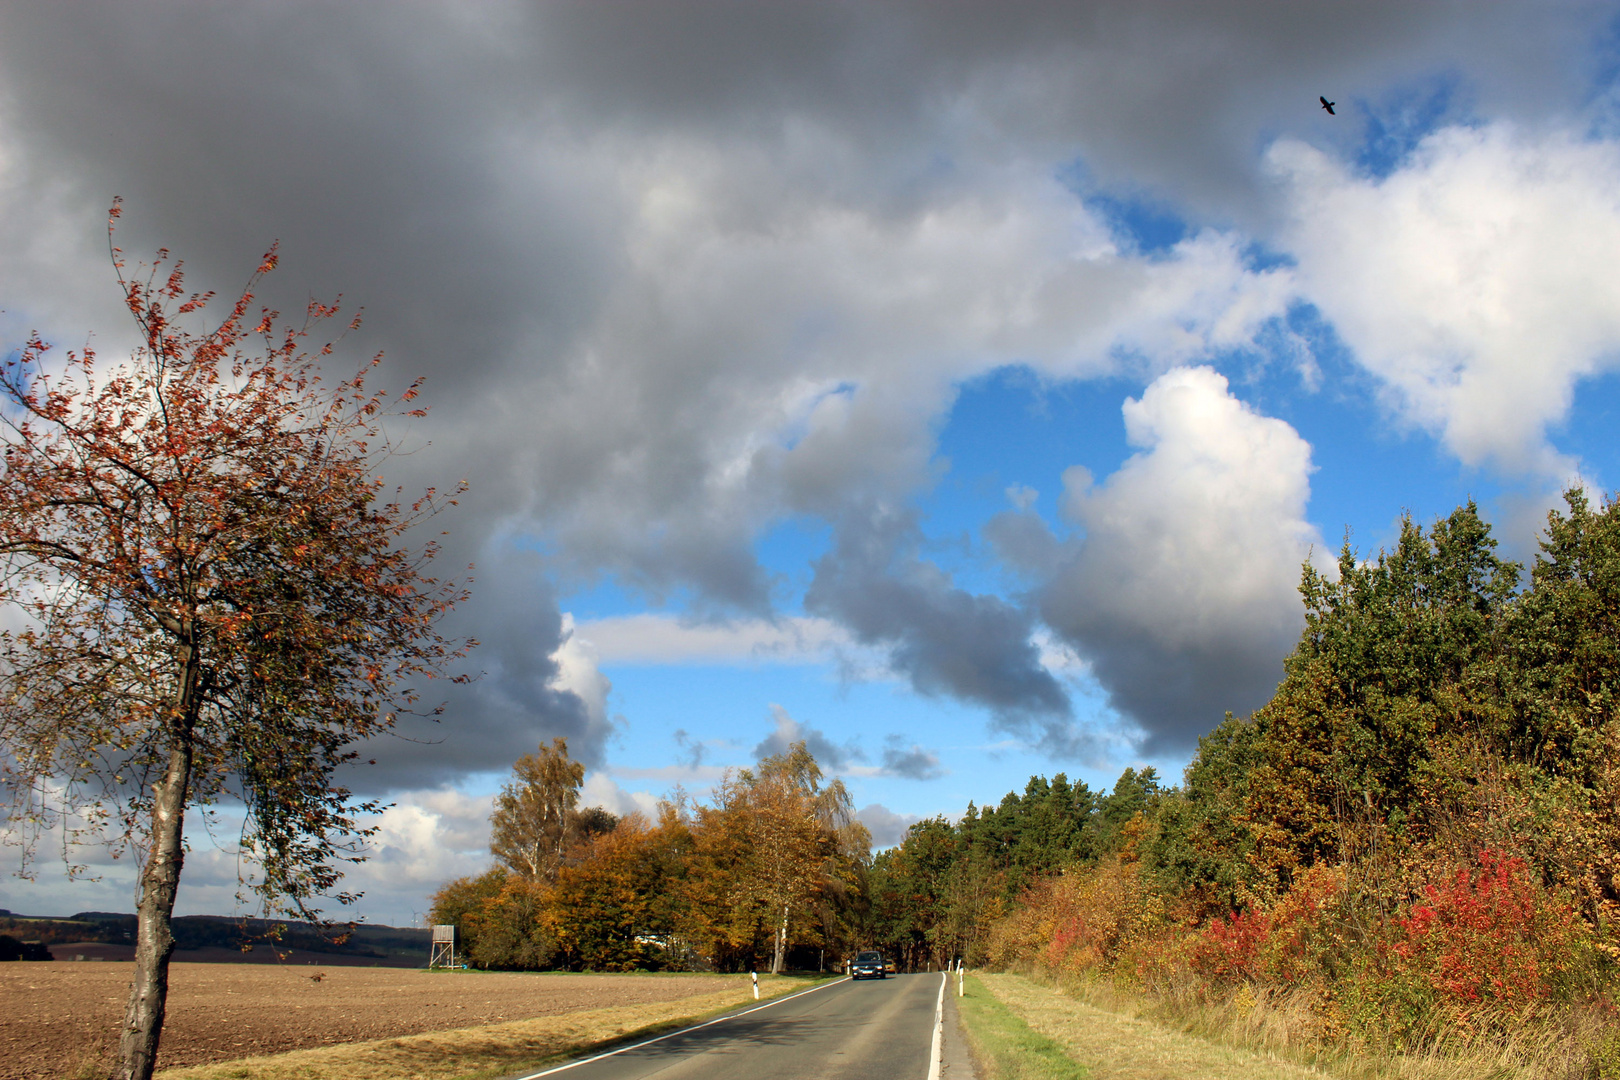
{"left": 972, "top": 973, "right": 1324, "bottom": 1080}
{"left": 955, "top": 973, "right": 1087, "bottom": 1080}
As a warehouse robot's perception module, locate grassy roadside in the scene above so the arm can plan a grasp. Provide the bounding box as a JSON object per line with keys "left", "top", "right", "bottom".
{"left": 956, "top": 973, "right": 1089, "bottom": 1080}
{"left": 981, "top": 972, "right": 1589, "bottom": 1080}
{"left": 154, "top": 973, "right": 837, "bottom": 1080}
{"left": 973, "top": 972, "right": 1327, "bottom": 1080}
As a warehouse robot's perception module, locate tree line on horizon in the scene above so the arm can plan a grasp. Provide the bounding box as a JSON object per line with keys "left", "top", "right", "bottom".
{"left": 438, "top": 493, "right": 1620, "bottom": 1064}
{"left": 431, "top": 737, "right": 871, "bottom": 973}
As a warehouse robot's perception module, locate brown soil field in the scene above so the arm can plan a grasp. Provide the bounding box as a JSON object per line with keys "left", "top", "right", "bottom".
{"left": 0, "top": 962, "right": 745, "bottom": 1079}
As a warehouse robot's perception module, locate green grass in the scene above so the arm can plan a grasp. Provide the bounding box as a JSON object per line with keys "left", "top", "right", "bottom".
{"left": 957, "top": 973, "right": 1090, "bottom": 1080}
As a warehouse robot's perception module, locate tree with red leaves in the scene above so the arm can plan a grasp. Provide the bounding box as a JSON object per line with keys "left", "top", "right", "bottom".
{"left": 0, "top": 202, "right": 471, "bottom": 1080}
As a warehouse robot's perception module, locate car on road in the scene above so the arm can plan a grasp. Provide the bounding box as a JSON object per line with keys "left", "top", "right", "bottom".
{"left": 850, "top": 950, "right": 886, "bottom": 979}
{"left": 884, "top": 958, "right": 897, "bottom": 974}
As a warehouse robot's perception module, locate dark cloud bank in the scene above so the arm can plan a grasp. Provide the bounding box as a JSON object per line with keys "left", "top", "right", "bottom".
{"left": 0, "top": 2, "right": 1595, "bottom": 781}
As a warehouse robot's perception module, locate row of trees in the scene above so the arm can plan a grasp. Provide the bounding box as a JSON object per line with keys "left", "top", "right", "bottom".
{"left": 870, "top": 495, "right": 1619, "bottom": 1054}
{"left": 437, "top": 736, "right": 1171, "bottom": 975}
{"left": 432, "top": 739, "right": 869, "bottom": 972}
{"left": 861, "top": 766, "right": 1162, "bottom": 970}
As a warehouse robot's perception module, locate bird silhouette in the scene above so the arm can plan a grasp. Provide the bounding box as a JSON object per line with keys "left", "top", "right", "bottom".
{"left": 1320, "top": 96, "right": 1336, "bottom": 115}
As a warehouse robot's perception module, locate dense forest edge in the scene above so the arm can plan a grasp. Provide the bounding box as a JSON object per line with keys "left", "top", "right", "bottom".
{"left": 433, "top": 491, "right": 1620, "bottom": 1072}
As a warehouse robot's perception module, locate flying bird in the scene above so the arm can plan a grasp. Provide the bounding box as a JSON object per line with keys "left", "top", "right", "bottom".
{"left": 1320, "top": 96, "right": 1336, "bottom": 115}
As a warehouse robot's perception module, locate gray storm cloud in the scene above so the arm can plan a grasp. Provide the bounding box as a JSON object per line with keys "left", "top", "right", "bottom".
{"left": 857, "top": 803, "right": 922, "bottom": 850}
{"left": 753, "top": 705, "right": 863, "bottom": 772}
{"left": 880, "top": 739, "right": 946, "bottom": 781}
{"left": 358, "top": 548, "right": 612, "bottom": 790}
{"left": 0, "top": 2, "right": 1600, "bottom": 782}
{"left": 805, "top": 502, "right": 1073, "bottom": 730}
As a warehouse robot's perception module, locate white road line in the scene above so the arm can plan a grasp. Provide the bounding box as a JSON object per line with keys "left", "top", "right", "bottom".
{"left": 926, "top": 970, "right": 945, "bottom": 1080}
{"left": 511, "top": 976, "right": 852, "bottom": 1080}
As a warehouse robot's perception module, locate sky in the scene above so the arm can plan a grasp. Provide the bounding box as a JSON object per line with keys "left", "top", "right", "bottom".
{"left": 3, "top": 1, "right": 1620, "bottom": 927}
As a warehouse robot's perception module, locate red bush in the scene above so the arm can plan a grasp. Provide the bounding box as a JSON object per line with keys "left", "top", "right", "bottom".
{"left": 1045, "top": 920, "right": 1081, "bottom": 970}
{"left": 1392, "top": 849, "right": 1577, "bottom": 1011}
{"left": 1192, "top": 910, "right": 1270, "bottom": 982}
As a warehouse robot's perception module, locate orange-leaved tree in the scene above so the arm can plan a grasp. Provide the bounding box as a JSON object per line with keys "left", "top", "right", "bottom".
{"left": 737, "top": 743, "right": 868, "bottom": 974}
{"left": 0, "top": 202, "right": 470, "bottom": 1080}
{"left": 549, "top": 812, "right": 665, "bottom": 970}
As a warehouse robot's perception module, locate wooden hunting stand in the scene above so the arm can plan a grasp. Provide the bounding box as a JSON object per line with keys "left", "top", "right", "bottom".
{"left": 429, "top": 924, "right": 457, "bottom": 969}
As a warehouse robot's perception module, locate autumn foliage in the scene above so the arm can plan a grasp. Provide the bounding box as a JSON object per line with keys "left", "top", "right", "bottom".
{"left": 1343, "top": 849, "right": 1594, "bottom": 1038}
{"left": 867, "top": 498, "right": 1620, "bottom": 1071}
{"left": 432, "top": 741, "right": 869, "bottom": 972}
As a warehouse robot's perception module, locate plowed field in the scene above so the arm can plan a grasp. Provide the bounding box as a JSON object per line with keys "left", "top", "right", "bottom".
{"left": 1, "top": 962, "right": 739, "bottom": 1079}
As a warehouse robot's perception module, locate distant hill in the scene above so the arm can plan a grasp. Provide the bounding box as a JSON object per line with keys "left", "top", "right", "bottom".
{"left": 0, "top": 912, "right": 430, "bottom": 965}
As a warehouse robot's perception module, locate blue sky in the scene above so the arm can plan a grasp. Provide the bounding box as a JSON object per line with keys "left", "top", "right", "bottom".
{"left": 3, "top": 2, "right": 1620, "bottom": 923}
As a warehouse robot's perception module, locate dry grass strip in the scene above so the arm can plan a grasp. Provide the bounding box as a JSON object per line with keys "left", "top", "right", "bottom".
{"left": 979, "top": 973, "right": 1573, "bottom": 1080}
{"left": 976, "top": 972, "right": 1328, "bottom": 1080}
{"left": 956, "top": 973, "right": 1087, "bottom": 1080}
{"left": 157, "top": 974, "right": 817, "bottom": 1080}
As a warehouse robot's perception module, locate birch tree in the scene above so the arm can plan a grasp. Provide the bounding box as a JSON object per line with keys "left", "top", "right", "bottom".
{"left": 488, "top": 736, "right": 585, "bottom": 881}
{"left": 741, "top": 742, "right": 868, "bottom": 973}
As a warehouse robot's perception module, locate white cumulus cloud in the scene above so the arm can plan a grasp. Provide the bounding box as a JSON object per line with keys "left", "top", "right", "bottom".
{"left": 1037, "top": 366, "right": 1323, "bottom": 751}
{"left": 1272, "top": 123, "right": 1620, "bottom": 481}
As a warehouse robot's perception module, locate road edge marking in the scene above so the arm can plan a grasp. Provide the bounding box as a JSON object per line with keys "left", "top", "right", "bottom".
{"left": 510, "top": 976, "right": 852, "bottom": 1080}
{"left": 927, "top": 970, "right": 945, "bottom": 1080}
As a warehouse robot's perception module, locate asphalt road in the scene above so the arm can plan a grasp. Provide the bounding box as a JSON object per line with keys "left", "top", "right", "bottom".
{"left": 513, "top": 972, "right": 948, "bottom": 1080}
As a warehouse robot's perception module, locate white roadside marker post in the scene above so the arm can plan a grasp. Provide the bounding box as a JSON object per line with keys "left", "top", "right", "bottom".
{"left": 958, "top": 958, "right": 964, "bottom": 997}
{"left": 752, "top": 971, "right": 760, "bottom": 1000}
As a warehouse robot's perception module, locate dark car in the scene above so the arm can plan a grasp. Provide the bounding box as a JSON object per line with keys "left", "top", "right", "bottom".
{"left": 850, "top": 949, "right": 886, "bottom": 980}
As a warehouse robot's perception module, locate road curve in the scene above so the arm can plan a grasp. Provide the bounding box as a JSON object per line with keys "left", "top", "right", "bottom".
{"left": 512, "top": 972, "right": 946, "bottom": 1080}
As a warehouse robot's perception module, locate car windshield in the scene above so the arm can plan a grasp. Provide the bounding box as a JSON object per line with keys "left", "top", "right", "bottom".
{"left": 856, "top": 951, "right": 880, "bottom": 962}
